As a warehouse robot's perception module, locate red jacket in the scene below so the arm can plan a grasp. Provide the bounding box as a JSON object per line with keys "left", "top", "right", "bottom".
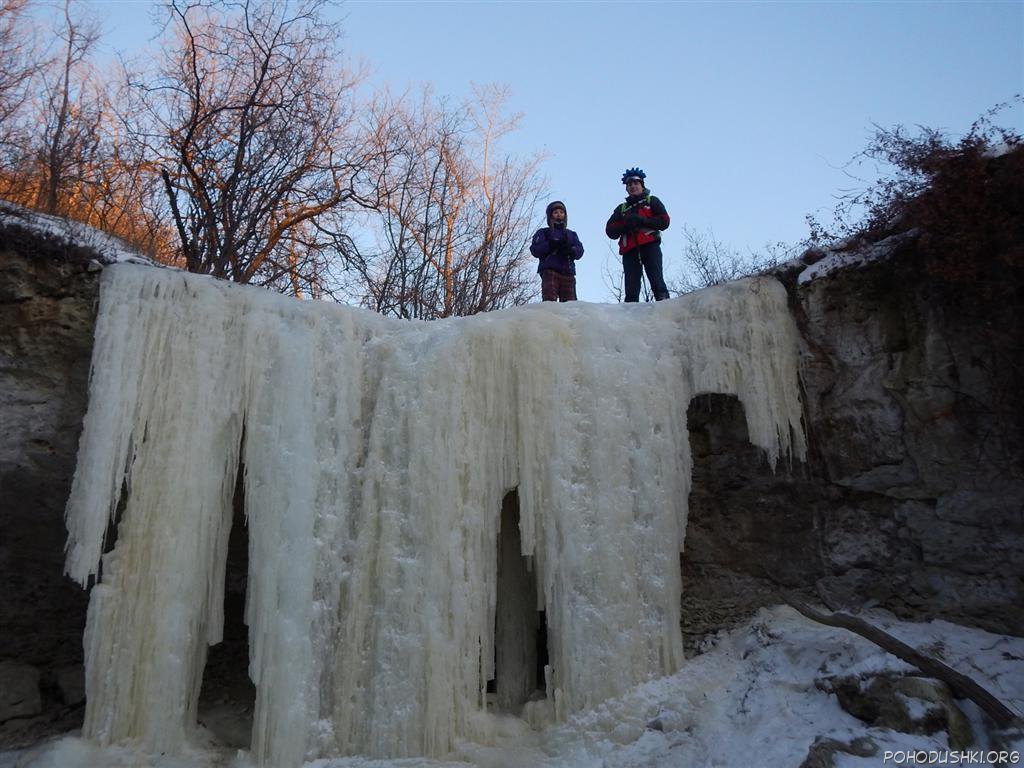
{"left": 605, "top": 192, "right": 670, "bottom": 255}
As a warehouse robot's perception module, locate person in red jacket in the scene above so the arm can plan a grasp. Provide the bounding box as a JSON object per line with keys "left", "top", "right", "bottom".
{"left": 605, "top": 168, "right": 670, "bottom": 302}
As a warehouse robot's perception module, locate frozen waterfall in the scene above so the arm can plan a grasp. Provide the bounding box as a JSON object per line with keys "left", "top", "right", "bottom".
{"left": 64, "top": 264, "right": 805, "bottom": 766}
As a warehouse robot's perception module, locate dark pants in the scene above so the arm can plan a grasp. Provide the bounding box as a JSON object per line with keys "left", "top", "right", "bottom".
{"left": 623, "top": 243, "right": 669, "bottom": 302}
{"left": 541, "top": 269, "right": 577, "bottom": 302}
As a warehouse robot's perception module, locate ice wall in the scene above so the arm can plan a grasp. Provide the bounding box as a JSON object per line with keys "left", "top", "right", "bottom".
{"left": 64, "top": 265, "right": 805, "bottom": 766}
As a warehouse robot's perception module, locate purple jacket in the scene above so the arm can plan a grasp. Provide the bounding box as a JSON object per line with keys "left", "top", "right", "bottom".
{"left": 530, "top": 227, "right": 584, "bottom": 275}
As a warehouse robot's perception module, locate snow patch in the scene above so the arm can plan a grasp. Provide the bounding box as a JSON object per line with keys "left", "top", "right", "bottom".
{"left": 0, "top": 200, "right": 156, "bottom": 266}
{"left": 983, "top": 139, "right": 1020, "bottom": 159}
{"left": 797, "top": 231, "right": 915, "bottom": 285}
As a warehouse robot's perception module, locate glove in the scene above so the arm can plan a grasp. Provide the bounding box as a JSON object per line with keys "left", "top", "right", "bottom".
{"left": 624, "top": 214, "right": 641, "bottom": 231}
{"left": 637, "top": 215, "right": 657, "bottom": 231}
{"left": 560, "top": 241, "right": 575, "bottom": 258}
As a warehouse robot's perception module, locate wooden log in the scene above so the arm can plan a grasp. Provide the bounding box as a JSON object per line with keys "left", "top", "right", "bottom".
{"left": 788, "top": 599, "right": 1022, "bottom": 730}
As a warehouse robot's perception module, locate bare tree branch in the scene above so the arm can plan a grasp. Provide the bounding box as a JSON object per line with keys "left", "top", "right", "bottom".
{"left": 667, "top": 225, "right": 784, "bottom": 295}
{"left": 123, "top": 0, "right": 377, "bottom": 294}
{"left": 789, "top": 600, "right": 1022, "bottom": 730}
{"left": 354, "top": 84, "right": 543, "bottom": 319}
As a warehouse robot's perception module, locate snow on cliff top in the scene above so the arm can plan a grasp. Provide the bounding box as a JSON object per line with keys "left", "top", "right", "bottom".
{"left": 983, "top": 139, "right": 1021, "bottom": 159}
{"left": 770, "top": 230, "right": 917, "bottom": 286}
{"left": 797, "top": 232, "right": 914, "bottom": 285}
{"left": 0, "top": 200, "right": 156, "bottom": 267}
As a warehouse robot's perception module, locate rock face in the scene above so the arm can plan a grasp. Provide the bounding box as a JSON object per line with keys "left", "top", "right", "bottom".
{"left": 683, "top": 210, "right": 1024, "bottom": 643}
{"left": 1, "top": 164, "right": 1022, "bottom": 745}
{"left": 0, "top": 222, "right": 98, "bottom": 745}
{"left": 796, "top": 239, "right": 1023, "bottom": 632}
{"left": 0, "top": 662, "right": 42, "bottom": 721}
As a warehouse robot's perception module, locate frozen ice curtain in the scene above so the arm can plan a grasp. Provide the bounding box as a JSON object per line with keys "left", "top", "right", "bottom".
{"left": 64, "top": 265, "right": 805, "bottom": 766}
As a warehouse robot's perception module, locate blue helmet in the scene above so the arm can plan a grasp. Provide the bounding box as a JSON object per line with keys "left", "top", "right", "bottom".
{"left": 621, "top": 167, "right": 646, "bottom": 184}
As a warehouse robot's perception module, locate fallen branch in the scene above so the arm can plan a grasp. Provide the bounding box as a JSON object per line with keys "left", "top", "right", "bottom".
{"left": 788, "top": 599, "right": 1021, "bottom": 729}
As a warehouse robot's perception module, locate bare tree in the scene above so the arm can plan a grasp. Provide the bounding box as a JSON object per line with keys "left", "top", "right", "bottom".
{"left": 667, "top": 225, "right": 784, "bottom": 295}
{"left": 357, "top": 85, "right": 543, "bottom": 319}
{"left": 0, "top": 0, "right": 38, "bottom": 126}
{"left": 0, "top": 0, "right": 44, "bottom": 187}
{"left": 32, "top": 0, "right": 102, "bottom": 215}
{"left": 74, "top": 102, "right": 172, "bottom": 258}
{"left": 124, "top": 0, "right": 378, "bottom": 295}
{"left": 0, "top": 1, "right": 168, "bottom": 256}
{"left": 465, "top": 83, "right": 541, "bottom": 314}
{"left": 601, "top": 242, "right": 654, "bottom": 303}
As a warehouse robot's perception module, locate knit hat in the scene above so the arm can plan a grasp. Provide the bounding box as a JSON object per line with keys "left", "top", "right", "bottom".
{"left": 621, "top": 167, "right": 646, "bottom": 184}
{"left": 545, "top": 200, "right": 567, "bottom": 226}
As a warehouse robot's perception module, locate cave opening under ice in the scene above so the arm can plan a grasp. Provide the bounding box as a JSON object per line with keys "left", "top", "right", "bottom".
{"left": 64, "top": 264, "right": 806, "bottom": 767}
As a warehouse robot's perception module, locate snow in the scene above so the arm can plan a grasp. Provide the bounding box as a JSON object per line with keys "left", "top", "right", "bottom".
{"left": 61, "top": 264, "right": 806, "bottom": 766}
{"left": 8, "top": 607, "right": 1023, "bottom": 768}
{"left": 796, "top": 231, "right": 915, "bottom": 285}
{"left": 0, "top": 201, "right": 156, "bottom": 266}
{"left": 982, "top": 140, "right": 1020, "bottom": 159}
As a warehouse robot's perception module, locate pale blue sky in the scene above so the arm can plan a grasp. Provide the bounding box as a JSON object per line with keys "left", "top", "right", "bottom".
{"left": 91, "top": 0, "right": 1023, "bottom": 302}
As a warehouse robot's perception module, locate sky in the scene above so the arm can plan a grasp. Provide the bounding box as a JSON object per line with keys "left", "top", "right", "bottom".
{"left": 88, "top": 0, "right": 1024, "bottom": 303}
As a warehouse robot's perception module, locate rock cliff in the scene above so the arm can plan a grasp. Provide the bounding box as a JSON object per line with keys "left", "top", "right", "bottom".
{"left": 682, "top": 224, "right": 1023, "bottom": 650}
{"left": 0, "top": 220, "right": 98, "bottom": 743}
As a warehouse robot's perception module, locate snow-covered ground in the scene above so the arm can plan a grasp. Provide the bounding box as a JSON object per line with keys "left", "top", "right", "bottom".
{"left": 6, "top": 606, "right": 1022, "bottom": 768}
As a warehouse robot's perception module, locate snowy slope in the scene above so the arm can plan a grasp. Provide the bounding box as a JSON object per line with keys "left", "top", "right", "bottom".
{"left": 9, "top": 607, "right": 1023, "bottom": 767}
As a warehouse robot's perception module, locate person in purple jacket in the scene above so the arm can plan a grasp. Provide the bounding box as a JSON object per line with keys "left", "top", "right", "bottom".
{"left": 530, "top": 200, "right": 584, "bottom": 302}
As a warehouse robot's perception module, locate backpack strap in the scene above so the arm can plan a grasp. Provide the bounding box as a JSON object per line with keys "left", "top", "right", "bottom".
{"left": 619, "top": 194, "right": 651, "bottom": 216}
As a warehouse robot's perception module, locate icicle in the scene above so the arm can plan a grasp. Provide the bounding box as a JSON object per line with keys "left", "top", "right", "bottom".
{"left": 70, "top": 268, "right": 246, "bottom": 752}
{"left": 65, "top": 266, "right": 804, "bottom": 766}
